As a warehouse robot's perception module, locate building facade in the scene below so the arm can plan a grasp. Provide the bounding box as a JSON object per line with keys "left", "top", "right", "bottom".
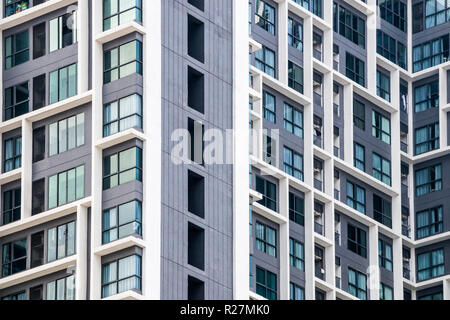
{"left": 0, "top": 0, "right": 449, "bottom": 301}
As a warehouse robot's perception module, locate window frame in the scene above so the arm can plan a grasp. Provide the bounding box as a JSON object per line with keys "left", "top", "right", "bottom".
{"left": 4, "top": 82, "right": 29, "bottom": 121}
{"left": 103, "top": 93, "right": 143, "bottom": 137}
{"left": 102, "top": 200, "right": 143, "bottom": 244}
{"left": 5, "top": 30, "right": 29, "bottom": 69}
{"left": 102, "top": 147, "right": 143, "bottom": 190}
{"left": 288, "top": 60, "right": 304, "bottom": 94}
{"left": 283, "top": 103, "right": 303, "bottom": 138}
{"left": 416, "top": 206, "right": 443, "bottom": 239}
{"left": 283, "top": 146, "right": 304, "bottom": 181}
{"left": 255, "top": 221, "right": 277, "bottom": 257}
{"left": 255, "top": 0, "right": 276, "bottom": 35}
{"left": 101, "top": 254, "right": 142, "bottom": 298}
{"left": 103, "top": 40, "right": 143, "bottom": 84}
{"left": 347, "top": 224, "right": 367, "bottom": 258}
{"left": 372, "top": 110, "right": 391, "bottom": 144}
{"left": 49, "top": 63, "right": 78, "bottom": 104}
{"left": 255, "top": 266, "right": 277, "bottom": 300}
{"left": 2, "top": 187, "right": 21, "bottom": 226}
{"left": 346, "top": 181, "right": 366, "bottom": 214}
{"left": 48, "top": 165, "right": 85, "bottom": 209}
{"left": 289, "top": 238, "right": 305, "bottom": 271}
{"left": 103, "top": 0, "right": 143, "bottom": 31}
{"left": 378, "top": 239, "right": 393, "bottom": 271}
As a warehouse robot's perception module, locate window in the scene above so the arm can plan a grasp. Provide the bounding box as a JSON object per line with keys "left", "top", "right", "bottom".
{"left": 353, "top": 142, "right": 365, "bottom": 171}
{"left": 338, "top": 5, "right": 365, "bottom": 48}
{"left": 47, "top": 221, "right": 76, "bottom": 262}
{"left": 418, "top": 292, "right": 443, "bottom": 300}
{"left": 372, "top": 153, "right": 391, "bottom": 186}
{"left": 380, "top": 283, "right": 393, "bottom": 300}
{"left": 255, "top": 0, "right": 275, "bottom": 35}
{"left": 49, "top": 63, "right": 77, "bottom": 104}
{"left": 33, "top": 22, "right": 46, "bottom": 59}
{"left": 288, "top": 17, "right": 303, "bottom": 51}
{"left": 289, "top": 238, "right": 304, "bottom": 271}
{"left": 413, "top": 35, "right": 449, "bottom": 72}
{"left": 417, "top": 249, "right": 444, "bottom": 281}
{"left": 372, "top": 111, "right": 390, "bottom": 144}
{"left": 256, "top": 266, "right": 277, "bottom": 300}
{"left": 5, "top": 30, "right": 29, "bottom": 69}
{"left": 255, "top": 46, "right": 275, "bottom": 77}
{"left": 33, "top": 127, "right": 45, "bottom": 163}
{"left": 188, "top": 118, "right": 204, "bottom": 165}
{"left": 4, "top": 0, "right": 30, "bottom": 17}
{"left": 187, "top": 67, "right": 205, "bottom": 114}
{"left": 188, "top": 276, "right": 204, "bottom": 300}
{"left": 103, "top": 0, "right": 142, "bottom": 31}
{"left": 413, "top": 2, "right": 424, "bottom": 33}
{"left": 2, "top": 291, "right": 26, "bottom": 300}
{"left": 188, "top": 170, "right": 205, "bottom": 218}
{"left": 283, "top": 147, "right": 303, "bottom": 181}
{"left": 30, "top": 231, "right": 44, "bottom": 268}
{"left": 345, "top": 53, "right": 365, "bottom": 86}
{"left": 414, "top": 81, "right": 439, "bottom": 113}
{"left": 346, "top": 182, "right": 366, "bottom": 214}
{"left": 2, "top": 188, "right": 20, "bottom": 226}
{"left": 1, "top": 238, "right": 27, "bottom": 277}
{"left": 104, "top": 40, "right": 143, "bottom": 84}
{"left": 379, "top": 0, "right": 407, "bottom": 32}
{"left": 32, "top": 179, "right": 45, "bottom": 215}
{"left": 49, "top": 12, "right": 77, "bottom": 52}
{"left": 102, "top": 255, "right": 142, "bottom": 298}
{"left": 353, "top": 99, "right": 365, "bottom": 130}
{"left": 376, "top": 71, "right": 390, "bottom": 101}
{"left": 103, "top": 94, "right": 142, "bottom": 137}
{"left": 256, "top": 222, "right": 276, "bottom": 257}
{"left": 188, "top": 223, "right": 205, "bottom": 270}
{"left": 347, "top": 224, "right": 367, "bottom": 258}
{"left": 188, "top": 0, "right": 204, "bottom": 11}
{"left": 262, "top": 91, "right": 276, "bottom": 123}
{"left": 103, "top": 147, "right": 142, "bottom": 190}
{"left": 292, "top": 0, "right": 322, "bottom": 18}
{"left": 415, "top": 164, "right": 442, "bottom": 196}
{"left": 4, "top": 82, "right": 29, "bottom": 121}
{"left": 289, "top": 193, "right": 304, "bottom": 226}
{"left": 415, "top": 123, "right": 439, "bottom": 155}
{"left": 48, "top": 165, "right": 85, "bottom": 209}
{"left": 33, "top": 74, "right": 46, "bottom": 110}
{"left": 49, "top": 113, "right": 85, "bottom": 156}
{"left": 263, "top": 134, "right": 275, "bottom": 165}
{"left": 348, "top": 268, "right": 367, "bottom": 299}
{"left": 255, "top": 176, "right": 277, "bottom": 211}
{"left": 376, "top": 30, "right": 407, "bottom": 69}
{"left": 187, "top": 15, "right": 204, "bottom": 63}
{"left": 424, "top": 0, "right": 450, "bottom": 29}
{"left": 283, "top": 103, "right": 303, "bottom": 138}
{"left": 3, "top": 136, "right": 21, "bottom": 173}
{"left": 373, "top": 194, "right": 392, "bottom": 228}
{"left": 417, "top": 206, "right": 443, "bottom": 239}
{"left": 103, "top": 200, "right": 142, "bottom": 244}
{"left": 288, "top": 61, "right": 304, "bottom": 94}
{"left": 46, "top": 275, "right": 75, "bottom": 300}
{"left": 378, "top": 239, "right": 393, "bottom": 271}
{"left": 290, "top": 283, "right": 305, "bottom": 300}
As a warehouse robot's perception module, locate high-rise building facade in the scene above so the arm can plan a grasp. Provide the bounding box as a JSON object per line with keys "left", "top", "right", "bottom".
{"left": 0, "top": 0, "right": 449, "bottom": 301}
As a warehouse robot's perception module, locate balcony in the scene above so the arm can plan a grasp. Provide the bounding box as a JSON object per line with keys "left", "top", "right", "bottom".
{"left": 314, "top": 221, "right": 324, "bottom": 236}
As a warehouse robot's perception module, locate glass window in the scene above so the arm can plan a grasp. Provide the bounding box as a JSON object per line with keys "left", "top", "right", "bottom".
{"left": 104, "top": 40, "right": 143, "bottom": 83}
{"left": 49, "top": 63, "right": 77, "bottom": 104}
{"left": 46, "top": 275, "right": 75, "bottom": 300}
{"left": 289, "top": 193, "right": 304, "bottom": 226}
{"left": 346, "top": 181, "right": 366, "bottom": 214}
{"left": 3, "top": 136, "right": 22, "bottom": 173}
{"left": 262, "top": 91, "right": 276, "bottom": 123}
{"left": 372, "top": 153, "right": 391, "bottom": 186}
{"left": 102, "top": 255, "right": 142, "bottom": 298}
{"left": 4, "top": 82, "right": 29, "bottom": 121}
{"left": 47, "top": 221, "right": 76, "bottom": 262}
{"left": 288, "top": 17, "right": 303, "bottom": 51}
{"left": 372, "top": 110, "right": 391, "bottom": 144}
{"left": 373, "top": 194, "right": 392, "bottom": 228}
{"left": 1, "top": 291, "right": 26, "bottom": 300}
{"left": 290, "top": 282, "right": 305, "bottom": 300}
{"left": 289, "top": 238, "right": 304, "bottom": 271}
{"left": 283, "top": 147, "right": 303, "bottom": 181}
{"left": 380, "top": 283, "right": 393, "bottom": 300}
{"left": 103, "top": 94, "right": 143, "bottom": 137}
{"left": 348, "top": 268, "right": 367, "bottom": 299}
{"left": 415, "top": 164, "right": 442, "bottom": 196}
{"left": 49, "top": 11, "right": 77, "bottom": 52}
{"left": 255, "top": 46, "right": 275, "bottom": 78}
{"left": 347, "top": 224, "right": 367, "bottom": 258}
{"left": 414, "top": 81, "right": 439, "bottom": 113}
{"left": 292, "top": 0, "right": 322, "bottom": 18}
{"left": 255, "top": 0, "right": 275, "bottom": 35}
{"left": 417, "top": 206, "right": 443, "bottom": 239}
{"left": 255, "top": 176, "right": 277, "bottom": 211}
{"left": 353, "top": 99, "right": 365, "bottom": 130}
{"left": 378, "top": 239, "right": 393, "bottom": 271}
{"left": 379, "top": 0, "right": 407, "bottom": 32}
{"left": 415, "top": 123, "right": 439, "bottom": 155}
{"left": 5, "top": 30, "right": 29, "bottom": 69}
{"left": 103, "top": 0, "right": 143, "bottom": 31}
{"left": 345, "top": 53, "right": 365, "bottom": 86}
{"left": 424, "top": 0, "right": 450, "bottom": 29}
{"left": 376, "top": 71, "right": 390, "bottom": 101}
{"left": 353, "top": 142, "right": 365, "bottom": 171}
{"left": 413, "top": 34, "right": 449, "bottom": 72}
{"left": 256, "top": 266, "right": 277, "bottom": 300}
{"left": 102, "top": 200, "right": 142, "bottom": 244}
{"left": 338, "top": 5, "right": 365, "bottom": 48}
{"left": 2, "top": 188, "right": 21, "bottom": 226}
{"left": 283, "top": 103, "right": 303, "bottom": 138}
{"left": 103, "top": 147, "right": 143, "bottom": 190}
{"left": 417, "top": 249, "right": 445, "bottom": 281}
{"left": 48, "top": 166, "right": 85, "bottom": 209}
{"left": 1, "top": 238, "right": 27, "bottom": 277}
{"left": 288, "top": 61, "right": 304, "bottom": 94}
{"left": 256, "top": 222, "right": 277, "bottom": 257}
{"left": 49, "top": 113, "right": 85, "bottom": 156}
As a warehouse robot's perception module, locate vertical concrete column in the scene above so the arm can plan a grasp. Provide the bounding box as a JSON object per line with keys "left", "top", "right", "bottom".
{"left": 443, "top": 278, "right": 450, "bottom": 300}
{"left": 277, "top": 0, "right": 288, "bottom": 85}
{"left": 77, "top": 0, "right": 89, "bottom": 94}
{"left": 233, "top": 0, "right": 251, "bottom": 300}
{"left": 366, "top": 6, "right": 377, "bottom": 94}
{"left": 392, "top": 238, "right": 403, "bottom": 299}
{"left": 304, "top": 191, "right": 315, "bottom": 299}
{"left": 407, "top": 0, "right": 413, "bottom": 74}
{"left": 322, "top": 0, "right": 333, "bottom": 67}
{"left": 368, "top": 224, "right": 380, "bottom": 300}
{"left": 407, "top": 81, "right": 414, "bottom": 155}
{"left": 343, "top": 84, "right": 354, "bottom": 163}
{"left": 410, "top": 247, "right": 416, "bottom": 283}
{"left": 142, "top": 0, "right": 162, "bottom": 300}
{"left": 439, "top": 68, "right": 448, "bottom": 148}
{"left": 21, "top": 119, "right": 33, "bottom": 220}
{"left": 76, "top": 204, "right": 88, "bottom": 300}
{"left": 323, "top": 72, "right": 333, "bottom": 156}
{"left": 279, "top": 178, "right": 289, "bottom": 300}
{"left": 0, "top": 29, "right": 3, "bottom": 122}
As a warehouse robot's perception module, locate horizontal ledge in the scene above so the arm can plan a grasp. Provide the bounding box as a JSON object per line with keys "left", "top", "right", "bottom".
{"left": 95, "top": 129, "right": 147, "bottom": 150}
{"left": 95, "top": 22, "right": 146, "bottom": 44}
{"left": 93, "top": 236, "right": 146, "bottom": 257}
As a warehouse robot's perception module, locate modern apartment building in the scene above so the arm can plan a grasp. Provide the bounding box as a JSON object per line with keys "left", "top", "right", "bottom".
{"left": 0, "top": 0, "right": 449, "bottom": 301}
